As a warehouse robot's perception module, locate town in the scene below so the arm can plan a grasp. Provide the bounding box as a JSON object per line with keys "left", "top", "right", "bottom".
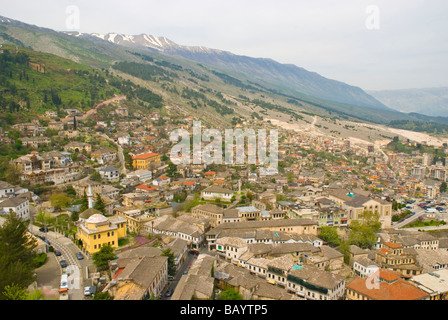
{"left": 1, "top": 98, "right": 447, "bottom": 301}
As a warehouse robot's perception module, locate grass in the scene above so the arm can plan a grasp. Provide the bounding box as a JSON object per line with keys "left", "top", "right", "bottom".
{"left": 403, "top": 220, "right": 447, "bottom": 228}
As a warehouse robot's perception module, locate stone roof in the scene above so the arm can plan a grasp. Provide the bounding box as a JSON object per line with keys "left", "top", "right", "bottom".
{"left": 288, "top": 264, "right": 345, "bottom": 290}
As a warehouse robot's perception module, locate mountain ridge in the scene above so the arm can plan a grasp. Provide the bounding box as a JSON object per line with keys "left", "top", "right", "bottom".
{"left": 66, "top": 29, "right": 392, "bottom": 112}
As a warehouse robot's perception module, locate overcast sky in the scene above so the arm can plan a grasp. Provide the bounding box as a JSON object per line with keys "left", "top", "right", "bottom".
{"left": 1, "top": 0, "right": 447, "bottom": 91}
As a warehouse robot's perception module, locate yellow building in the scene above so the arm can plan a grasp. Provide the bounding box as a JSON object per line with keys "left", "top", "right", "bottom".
{"left": 77, "top": 213, "right": 127, "bottom": 254}
{"left": 132, "top": 152, "right": 160, "bottom": 170}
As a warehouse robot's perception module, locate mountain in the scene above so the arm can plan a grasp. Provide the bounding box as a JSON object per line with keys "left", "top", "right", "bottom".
{"left": 368, "top": 87, "right": 448, "bottom": 117}
{"left": 75, "top": 31, "right": 392, "bottom": 112}
{"left": 2, "top": 15, "right": 448, "bottom": 131}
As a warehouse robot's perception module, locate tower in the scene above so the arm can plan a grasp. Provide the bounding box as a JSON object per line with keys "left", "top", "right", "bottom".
{"left": 87, "top": 184, "right": 94, "bottom": 209}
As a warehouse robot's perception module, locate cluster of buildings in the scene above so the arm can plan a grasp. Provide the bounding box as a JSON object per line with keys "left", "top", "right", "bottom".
{"left": 2, "top": 102, "right": 448, "bottom": 301}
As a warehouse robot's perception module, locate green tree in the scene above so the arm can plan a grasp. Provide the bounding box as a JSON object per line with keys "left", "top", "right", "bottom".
{"left": 92, "top": 245, "right": 116, "bottom": 271}
{"left": 79, "top": 191, "right": 89, "bottom": 212}
{"left": 166, "top": 161, "right": 178, "bottom": 178}
{"left": 319, "top": 226, "right": 340, "bottom": 247}
{"left": 50, "top": 193, "right": 72, "bottom": 211}
{"left": 440, "top": 182, "right": 447, "bottom": 193}
{"left": 94, "top": 194, "right": 106, "bottom": 214}
{"left": 93, "top": 291, "right": 112, "bottom": 300}
{"left": 2, "top": 284, "right": 43, "bottom": 300}
{"left": 90, "top": 170, "right": 102, "bottom": 182}
{"left": 0, "top": 212, "right": 37, "bottom": 299}
{"left": 348, "top": 211, "right": 381, "bottom": 249}
{"left": 338, "top": 240, "right": 351, "bottom": 265}
{"left": 161, "top": 249, "right": 176, "bottom": 276}
{"left": 218, "top": 288, "right": 243, "bottom": 300}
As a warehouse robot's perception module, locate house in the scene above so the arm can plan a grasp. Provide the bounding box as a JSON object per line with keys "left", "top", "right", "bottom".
{"left": 74, "top": 180, "right": 102, "bottom": 198}
{"left": 152, "top": 175, "right": 171, "bottom": 187}
{"left": 0, "top": 196, "right": 30, "bottom": 220}
{"left": 117, "top": 133, "right": 131, "bottom": 145}
{"left": 201, "top": 185, "right": 233, "bottom": 202}
{"left": 126, "top": 169, "right": 152, "bottom": 182}
{"left": 191, "top": 204, "right": 224, "bottom": 227}
{"left": 375, "top": 242, "right": 422, "bottom": 278}
{"left": 48, "top": 121, "right": 64, "bottom": 131}
{"left": 99, "top": 166, "right": 120, "bottom": 182}
{"left": 115, "top": 206, "right": 155, "bottom": 235}
{"left": 20, "top": 137, "right": 51, "bottom": 148}
{"left": 64, "top": 142, "right": 92, "bottom": 154}
{"left": 165, "top": 238, "right": 189, "bottom": 271}
{"left": 345, "top": 269, "right": 429, "bottom": 300}
{"left": 0, "top": 181, "right": 15, "bottom": 198}
{"left": 107, "top": 255, "right": 168, "bottom": 300}
{"left": 143, "top": 215, "right": 205, "bottom": 249}
{"left": 409, "top": 269, "right": 448, "bottom": 300}
{"left": 328, "top": 189, "right": 392, "bottom": 228}
{"left": 76, "top": 213, "right": 127, "bottom": 254}
{"left": 286, "top": 264, "right": 346, "bottom": 300}
{"left": 101, "top": 185, "right": 120, "bottom": 199}
{"left": 171, "top": 254, "right": 216, "bottom": 300}
{"left": 132, "top": 152, "right": 160, "bottom": 170}
{"left": 91, "top": 148, "right": 117, "bottom": 165}
{"left": 206, "top": 219, "right": 319, "bottom": 251}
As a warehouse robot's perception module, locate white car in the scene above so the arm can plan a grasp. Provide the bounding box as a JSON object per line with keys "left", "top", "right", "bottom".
{"left": 84, "top": 286, "right": 91, "bottom": 296}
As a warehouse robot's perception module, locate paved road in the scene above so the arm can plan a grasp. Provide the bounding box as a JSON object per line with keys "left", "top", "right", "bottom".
{"left": 30, "top": 225, "right": 93, "bottom": 300}
{"left": 392, "top": 203, "right": 425, "bottom": 229}
{"left": 100, "top": 133, "right": 127, "bottom": 175}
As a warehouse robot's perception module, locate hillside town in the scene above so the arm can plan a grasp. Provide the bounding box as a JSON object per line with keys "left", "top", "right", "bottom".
{"left": 1, "top": 100, "right": 448, "bottom": 302}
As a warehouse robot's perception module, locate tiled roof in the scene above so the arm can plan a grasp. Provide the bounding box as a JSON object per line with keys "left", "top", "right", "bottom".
{"left": 132, "top": 152, "right": 159, "bottom": 160}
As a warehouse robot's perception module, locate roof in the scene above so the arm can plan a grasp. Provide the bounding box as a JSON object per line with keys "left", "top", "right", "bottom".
{"left": 347, "top": 269, "right": 429, "bottom": 300}
{"left": 288, "top": 264, "right": 345, "bottom": 290}
{"left": 0, "top": 196, "right": 28, "bottom": 208}
{"left": 132, "top": 152, "right": 159, "bottom": 160}
{"left": 410, "top": 269, "right": 448, "bottom": 295}
{"left": 202, "top": 185, "right": 233, "bottom": 194}
{"left": 86, "top": 214, "right": 109, "bottom": 224}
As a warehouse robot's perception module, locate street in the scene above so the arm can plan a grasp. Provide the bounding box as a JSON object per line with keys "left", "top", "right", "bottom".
{"left": 30, "top": 225, "right": 94, "bottom": 300}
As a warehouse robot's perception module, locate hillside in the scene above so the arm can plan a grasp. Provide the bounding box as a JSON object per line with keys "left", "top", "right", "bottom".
{"left": 1, "top": 15, "right": 448, "bottom": 140}
{"left": 0, "top": 44, "right": 165, "bottom": 125}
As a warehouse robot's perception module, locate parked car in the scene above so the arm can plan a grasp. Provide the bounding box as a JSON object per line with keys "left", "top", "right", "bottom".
{"left": 39, "top": 227, "right": 48, "bottom": 233}
{"left": 60, "top": 260, "right": 68, "bottom": 268}
{"left": 76, "top": 252, "right": 84, "bottom": 260}
{"left": 54, "top": 250, "right": 62, "bottom": 256}
{"left": 165, "top": 288, "right": 174, "bottom": 297}
{"left": 84, "top": 286, "right": 91, "bottom": 296}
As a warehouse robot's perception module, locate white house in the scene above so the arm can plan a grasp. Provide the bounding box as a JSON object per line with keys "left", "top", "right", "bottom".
{"left": 352, "top": 257, "right": 379, "bottom": 279}
{"left": 117, "top": 133, "right": 130, "bottom": 145}
{"left": 99, "top": 166, "right": 120, "bottom": 181}
{"left": 152, "top": 175, "right": 170, "bottom": 187}
{"left": 201, "top": 185, "right": 233, "bottom": 202}
{"left": 0, "top": 181, "right": 15, "bottom": 198}
{"left": 126, "top": 169, "right": 152, "bottom": 182}
{"left": 0, "top": 196, "right": 30, "bottom": 220}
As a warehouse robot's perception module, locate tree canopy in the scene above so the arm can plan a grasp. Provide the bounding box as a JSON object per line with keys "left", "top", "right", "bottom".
{"left": 347, "top": 211, "right": 381, "bottom": 249}
{"left": 92, "top": 245, "right": 115, "bottom": 271}
{"left": 0, "top": 212, "right": 37, "bottom": 300}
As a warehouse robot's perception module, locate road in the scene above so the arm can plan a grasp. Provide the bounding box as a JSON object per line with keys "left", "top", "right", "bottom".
{"left": 159, "top": 245, "right": 210, "bottom": 300}
{"left": 30, "top": 225, "right": 93, "bottom": 300}
{"left": 100, "top": 133, "right": 127, "bottom": 175}
{"left": 392, "top": 203, "right": 426, "bottom": 229}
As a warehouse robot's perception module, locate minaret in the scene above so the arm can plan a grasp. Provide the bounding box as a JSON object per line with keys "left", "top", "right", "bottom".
{"left": 87, "top": 184, "right": 94, "bottom": 209}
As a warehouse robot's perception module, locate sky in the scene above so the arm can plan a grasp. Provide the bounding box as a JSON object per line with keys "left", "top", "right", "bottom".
{"left": 1, "top": 0, "right": 447, "bottom": 91}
